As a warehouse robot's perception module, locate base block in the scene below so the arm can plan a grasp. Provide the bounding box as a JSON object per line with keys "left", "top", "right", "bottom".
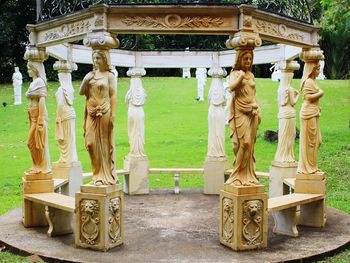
{"left": 75, "top": 184, "right": 124, "bottom": 252}
{"left": 22, "top": 173, "right": 54, "bottom": 227}
{"left": 52, "top": 161, "right": 83, "bottom": 196}
{"left": 269, "top": 161, "right": 297, "bottom": 198}
{"left": 220, "top": 185, "right": 268, "bottom": 251}
{"left": 204, "top": 156, "right": 226, "bottom": 195}
{"left": 123, "top": 156, "right": 149, "bottom": 195}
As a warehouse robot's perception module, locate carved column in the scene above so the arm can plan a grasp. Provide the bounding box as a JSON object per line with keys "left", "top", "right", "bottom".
{"left": 220, "top": 14, "right": 267, "bottom": 249}
{"left": 75, "top": 31, "right": 124, "bottom": 251}
{"left": 23, "top": 46, "right": 54, "bottom": 227}
{"left": 294, "top": 48, "right": 326, "bottom": 228}
{"left": 52, "top": 60, "right": 83, "bottom": 197}
{"left": 269, "top": 60, "right": 300, "bottom": 198}
{"left": 123, "top": 67, "right": 149, "bottom": 195}
{"left": 204, "top": 60, "right": 227, "bottom": 195}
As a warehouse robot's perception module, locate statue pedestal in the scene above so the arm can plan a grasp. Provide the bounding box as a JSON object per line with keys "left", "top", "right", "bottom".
{"left": 295, "top": 172, "right": 327, "bottom": 227}
{"left": 269, "top": 161, "right": 297, "bottom": 198}
{"left": 22, "top": 172, "right": 54, "bottom": 227}
{"left": 123, "top": 156, "right": 149, "bottom": 195}
{"left": 52, "top": 161, "right": 83, "bottom": 196}
{"left": 204, "top": 156, "right": 226, "bottom": 194}
{"left": 220, "top": 184, "right": 268, "bottom": 251}
{"left": 75, "top": 184, "right": 124, "bottom": 252}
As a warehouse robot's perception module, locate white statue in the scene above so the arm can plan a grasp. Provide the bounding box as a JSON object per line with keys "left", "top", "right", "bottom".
{"left": 316, "top": 60, "right": 326, "bottom": 80}
{"left": 223, "top": 75, "right": 232, "bottom": 125}
{"left": 274, "top": 66, "right": 299, "bottom": 163}
{"left": 125, "top": 68, "right": 147, "bottom": 157}
{"left": 182, "top": 68, "right": 191, "bottom": 78}
{"left": 55, "top": 69, "right": 79, "bottom": 164}
{"left": 112, "top": 66, "right": 119, "bottom": 91}
{"left": 270, "top": 63, "right": 281, "bottom": 82}
{"left": 207, "top": 68, "right": 226, "bottom": 157}
{"left": 196, "top": 68, "right": 207, "bottom": 101}
{"left": 12, "top": 67, "right": 23, "bottom": 105}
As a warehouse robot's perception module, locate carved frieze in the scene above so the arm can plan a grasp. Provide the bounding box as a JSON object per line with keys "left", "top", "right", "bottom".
{"left": 242, "top": 200, "right": 263, "bottom": 246}
{"left": 108, "top": 197, "right": 121, "bottom": 243}
{"left": 122, "top": 14, "right": 224, "bottom": 29}
{"left": 80, "top": 199, "right": 100, "bottom": 245}
{"left": 222, "top": 197, "right": 234, "bottom": 244}
{"left": 94, "top": 14, "right": 105, "bottom": 28}
{"left": 254, "top": 20, "right": 305, "bottom": 42}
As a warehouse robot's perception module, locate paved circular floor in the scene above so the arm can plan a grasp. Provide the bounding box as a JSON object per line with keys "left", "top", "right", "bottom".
{"left": 1, "top": 189, "right": 349, "bottom": 263}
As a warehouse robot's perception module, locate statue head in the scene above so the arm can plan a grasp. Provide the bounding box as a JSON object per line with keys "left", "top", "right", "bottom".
{"left": 27, "top": 62, "right": 47, "bottom": 83}
{"left": 92, "top": 49, "right": 111, "bottom": 72}
{"left": 301, "top": 62, "right": 320, "bottom": 89}
{"left": 233, "top": 49, "right": 254, "bottom": 72}
{"left": 15, "top": 67, "right": 19, "bottom": 73}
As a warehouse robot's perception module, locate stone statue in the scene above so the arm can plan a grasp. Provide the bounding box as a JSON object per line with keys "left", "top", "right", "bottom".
{"left": 226, "top": 49, "right": 260, "bottom": 186}
{"left": 297, "top": 62, "right": 324, "bottom": 174}
{"left": 182, "top": 68, "right": 191, "bottom": 78}
{"left": 80, "top": 49, "right": 117, "bottom": 186}
{"left": 55, "top": 68, "right": 78, "bottom": 164}
{"left": 125, "top": 68, "right": 147, "bottom": 157}
{"left": 12, "top": 67, "right": 23, "bottom": 105}
{"left": 207, "top": 67, "right": 226, "bottom": 157}
{"left": 223, "top": 75, "right": 232, "bottom": 125}
{"left": 274, "top": 69, "right": 299, "bottom": 163}
{"left": 25, "top": 62, "right": 51, "bottom": 175}
{"left": 195, "top": 68, "right": 207, "bottom": 101}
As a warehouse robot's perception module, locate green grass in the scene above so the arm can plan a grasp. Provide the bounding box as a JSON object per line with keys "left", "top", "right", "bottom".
{"left": 0, "top": 77, "right": 349, "bottom": 262}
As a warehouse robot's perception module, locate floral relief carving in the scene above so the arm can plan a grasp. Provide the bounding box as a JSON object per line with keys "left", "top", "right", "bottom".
{"left": 94, "top": 15, "right": 104, "bottom": 27}
{"left": 122, "top": 14, "right": 223, "bottom": 29}
{"left": 43, "top": 20, "right": 92, "bottom": 42}
{"left": 222, "top": 197, "right": 234, "bottom": 243}
{"left": 242, "top": 200, "right": 263, "bottom": 246}
{"left": 80, "top": 199, "right": 100, "bottom": 245}
{"left": 108, "top": 197, "right": 121, "bottom": 243}
{"left": 254, "top": 20, "right": 304, "bottom": 41}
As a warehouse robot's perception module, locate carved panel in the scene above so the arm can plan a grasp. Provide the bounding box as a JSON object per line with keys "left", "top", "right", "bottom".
{"left": 80, "top": 199, "right": 100, "bottom": 245}
{"left": 242, "top": 200, "right": 263, "bottom": 246}
{"left": 122, "top": 14, "right": 224, "bottom": 29}
{"left": 108, "top": 197, "right": 121, "bottom": 243}
{"left": 222, "top": 197, "right": 234, "bottom": 243}
{"left": 254, "top": 20, "right": 305, "bottom": 42}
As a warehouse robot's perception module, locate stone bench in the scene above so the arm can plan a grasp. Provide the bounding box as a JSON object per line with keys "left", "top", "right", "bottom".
{"left": 268, "top": 193, "right": 325, "bottom": 237}
{"left": 24, "top": 193, "right": 75, "bottom": 237}
{"left": 53, "top": 178, "right": 69, "bottom": 191}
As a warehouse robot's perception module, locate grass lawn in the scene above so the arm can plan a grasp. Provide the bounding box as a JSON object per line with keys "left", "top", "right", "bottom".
{"left": 0, "top": 77, "right": 349, "bottom": 262}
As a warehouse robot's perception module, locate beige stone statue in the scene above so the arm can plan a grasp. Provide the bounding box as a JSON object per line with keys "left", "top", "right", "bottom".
{"left": 55, "top": 70, "right": 78, "bottom": 163}
{"left": 25, "top": 62, "right": 51, "bottom": 175}
{"left": 297, "top": 62, "right": 323, "bottom": 174}
{"left": 274, "top": 69, "right": 299, "bottom": 163}
{"left": 80, "top": 49, "right": 117, "bottom": 185}
{"left": 226, "top": 49, "right": 260, "bottom": 186}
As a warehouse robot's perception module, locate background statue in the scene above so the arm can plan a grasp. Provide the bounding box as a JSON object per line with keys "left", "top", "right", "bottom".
{"left": 274, "top": 72, "right": 299, "bottom": 163}
{"left": 12, "top": 66, "right": 23, "bottom": 105}
{"left": 80, "top": 49, "right": 117, "bottom": 186}
{"left": 297, "top": 62, "right": 324, "bottom": 174}
{"left": 25, "top": 62, "right": 51, "bottom": 175}
{"left": 125, "top": 69, "right": 147, "bottom": 157}
{"left": 226, "top": 49, "right": 260, "bottom": 186}
{"left": 55, "top": 69, "right": 78, "bottom": 163}
{"left": 195, "top": 68, "right": 207, "bottom": 101}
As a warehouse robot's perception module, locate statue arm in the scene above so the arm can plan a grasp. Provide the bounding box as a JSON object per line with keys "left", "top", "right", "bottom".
{"left": 229, "top": 70, "right": 244, "bottom": 92}
{"left": 289, "top": 88, "right": 299, "bottom": 106}
{"left": 109, "top": 73, "right": 116, "bottom": 119}
{"left": 303, "top": 79, "right": 324, "bottom": 102}
{"left": 80, "top": 71, "right": 93, "bottom": 95}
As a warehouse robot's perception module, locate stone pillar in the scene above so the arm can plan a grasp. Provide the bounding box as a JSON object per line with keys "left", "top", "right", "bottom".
{"left": 75, "top": 30, "right": 124, "bottom": 251}
{"left": 295, "top": 48, "right": 326, "bottom": 228}
{"left": 204, "top": 64, "right": 227, "bottom": 195}
{"left": 23, "top": 45, "right": 53, "bottom": 227}
{"left": 52, "top": 60, "right": 83, "bottom": 197}
{"left": 123, "top": 67, "right": 149, "bottom": 195}
{"left": 195, "top": 68, "right": 207, "bottom": 101}
{"left": 220, "top": 12, "right": 267, "bottom": 250}
{"left": 269, "top": 60, "right": 300, "bottom": 198}
{"left": 12, "top": 67, "right": 23, "bottom": 105}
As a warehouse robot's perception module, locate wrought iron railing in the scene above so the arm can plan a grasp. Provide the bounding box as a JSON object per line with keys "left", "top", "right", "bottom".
{"left": 36, "top": 0, "right": 312, "bottom": 24}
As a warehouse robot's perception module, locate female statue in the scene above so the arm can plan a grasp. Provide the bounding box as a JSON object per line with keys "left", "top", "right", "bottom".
{"left": 297, "top": 62, "right": 323, "bottom": 174}
{"left": 274, "top": 73, "right": 299, "bottom": 163}
{"left": 26, "top": 62, "right": 51, "bottom": 175}
{"left": 55, "top": 70, "right": 78, "bottom": 163}
{"left": 80, "top": 49, "right": 117, "bottom": 185}
{"left": 226, "top": 49, "right": 260, "bottom": 186}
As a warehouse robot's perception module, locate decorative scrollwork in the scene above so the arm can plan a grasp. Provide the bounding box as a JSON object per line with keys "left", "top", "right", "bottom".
{"left": 242, "top": 200, "right": 263, "bottom": 246}
{"left": 108, "top": 197, "right": 121, "bottom": 243}
{"left": 222, "top": 197, "right": 234, "bottom": 243}
{"left": 254, "top": 20, "right": 304, "bottom": 41}
{"left": 80, "top": 199, "right": 100, "bottom": 245}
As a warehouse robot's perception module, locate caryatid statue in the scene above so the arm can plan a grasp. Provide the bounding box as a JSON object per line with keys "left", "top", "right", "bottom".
{"left": 12, "top": 66, "right": 23, "bottom": 105}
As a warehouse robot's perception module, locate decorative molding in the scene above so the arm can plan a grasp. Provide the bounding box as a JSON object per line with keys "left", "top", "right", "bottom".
{"left": 127, "top": 67, "right": 146, "bottom": 77}
{"left": 80, "top": 199, "right": 100, "bottom": 245}
{"left": 122, "top": 14, "right": 224, "bottom": 29}
{"left": 300, "top": 48, "right": 324, "bottom": 62}
{"left": 226, "top": 31, "right": 262, "bottom": 49}
{"left": 108, "top": 197, "right": 121, "bottom": 243}
{"left": 222, "top": 197, "right": 234, "bottom": 244}
{"left": 42, "top": 20, "right": 92, "bottom": 42}
{"left": 254, "top": 20, "right": 304, "bottom": 42}
{"left": 208, "top": 67, "right": 227, "bottom": 78}
{"left": 242, "top": 200, "right": 263, "bottom": 246}
{"left": 53, "top": 60, "right": 78, "bottom": 72}
{"left": 94, "top": 14, "right": 105, "bottom": 28}
{"left": 24, "top": 46, "right": 48, "bottom": 62}
{"left": 278, "top": 60, "right": 300, "bottom": 72}
{"left": 83, "top": 31, "right": 119, "bottom": 49}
